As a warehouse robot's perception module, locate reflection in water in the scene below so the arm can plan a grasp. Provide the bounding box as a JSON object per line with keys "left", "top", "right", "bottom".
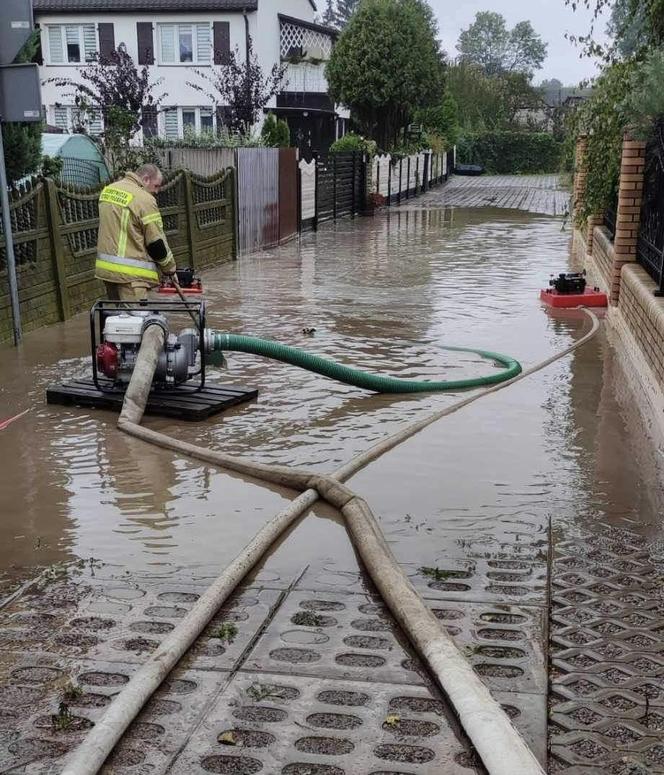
{"left": 0, "top": 205, "right": 662, "bottom": 581}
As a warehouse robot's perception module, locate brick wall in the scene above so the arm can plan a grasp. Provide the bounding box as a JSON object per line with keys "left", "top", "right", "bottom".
{"left": 590, "top": 227, "right": 616, "bottom": 294}
{"left": 619, "top": 264, "right": 664, "bottom": 392}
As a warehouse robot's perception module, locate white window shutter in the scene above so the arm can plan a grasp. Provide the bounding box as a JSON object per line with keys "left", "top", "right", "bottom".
{"left": 48, "top": 25, "right": 64, "bottom": 63}
{"left": 89, "top": 110, "right": 103, "bottom": 135}
{"left": 164, "top": 108, "right": 179, "bottom": 138}
{"left": 83, "top": 24, "right": 97, "bottom": 60}
{"left": 159, "top": 24, "right": 176, "bottom": 63}
{"left": 54, "top": 106, "right": 69, "bottom": 129}
{"left": 65, "top": 25, "right": 79, "bottom": 45}
{"left": 196, "top": 24, "right": 211, "bottom": 63}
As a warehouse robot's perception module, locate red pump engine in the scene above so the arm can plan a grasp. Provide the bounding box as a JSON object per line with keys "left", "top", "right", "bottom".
{"left": 96, "top": 342, "right": 119, "bottom": 379}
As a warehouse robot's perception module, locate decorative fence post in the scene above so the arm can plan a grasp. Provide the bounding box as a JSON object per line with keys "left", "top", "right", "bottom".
{"left": 351, "top": 152, "right": 356, "bottom": 217}
{"left": 406, "top": 156, "right": 411, "bottom": 199}
{"left": 183, "top": 170, "right": 197, "bottom": 271}
{"left": 615, "top": 133, "right": 646, "bottom": 261}
{"left": 313, "top": 152, "right": 319, "bottom": 231}
{"left": 387, "top": 160, "right": 392, "bottom": 205}
{"left": 572, "top": 135, "right": 588, "bottom": 224}
{"left": 44, "top": 178, "right": 71, "bottom": 321}
{"left": 606, "top": 131, "right": 646, "bottom": 303}
{"left": 333, "top": 154, "right": 337, "bottom": 221}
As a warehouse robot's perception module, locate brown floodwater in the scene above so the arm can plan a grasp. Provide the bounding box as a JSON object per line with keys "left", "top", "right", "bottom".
{"left": 1, "top": 205, "right": 663, "bottom": 589}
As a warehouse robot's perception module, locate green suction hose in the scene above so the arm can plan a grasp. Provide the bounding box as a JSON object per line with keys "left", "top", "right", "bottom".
{"left": 209, "top": 332, "right": 521, "bottom": 393}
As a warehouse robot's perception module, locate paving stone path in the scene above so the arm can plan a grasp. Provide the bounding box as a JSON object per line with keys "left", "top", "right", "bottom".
{"left": 0, "top": 529, "right": 549, "bottom": 774}
{"left": 407, "top": 174, "right": 571, "bottom": 217}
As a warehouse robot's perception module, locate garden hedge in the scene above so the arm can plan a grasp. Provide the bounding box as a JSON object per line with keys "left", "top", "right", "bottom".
{"left": 457, "top": 131, "right": 563, "bottom": 174}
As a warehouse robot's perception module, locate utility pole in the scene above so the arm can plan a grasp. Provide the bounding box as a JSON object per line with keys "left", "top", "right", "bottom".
{"left": 0, "top": 0, "right": 42, "bottom": 345}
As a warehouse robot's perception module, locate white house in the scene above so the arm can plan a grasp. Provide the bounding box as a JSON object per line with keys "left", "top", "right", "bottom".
{"left": 33, "top": 0, "right": 349, "bottom": 150}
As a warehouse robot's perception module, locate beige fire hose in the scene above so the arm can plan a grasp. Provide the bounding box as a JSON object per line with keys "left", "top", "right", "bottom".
{"left": 60, "top": 310, "right": 599, "bottom": 775}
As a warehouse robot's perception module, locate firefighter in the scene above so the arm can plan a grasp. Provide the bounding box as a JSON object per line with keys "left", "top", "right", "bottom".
{"left": 95, "top": 164, "right": 177, "bottom": 302}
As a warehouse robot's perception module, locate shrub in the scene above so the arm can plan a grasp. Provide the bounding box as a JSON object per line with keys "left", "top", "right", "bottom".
{"left": 457, "top": 131, "right": 562, "bottom": 173}
{"left": 330, "top": 132, "right": 377, "bottom": 155}
{"left": 147, "top": 127, "right": 263, "bottom": 149}
{"left": 261, "top": 113, "right": 291, "bottom": 147}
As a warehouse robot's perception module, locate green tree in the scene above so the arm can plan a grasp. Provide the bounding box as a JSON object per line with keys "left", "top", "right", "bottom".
{"left": 445, "top": 63, "right": 538, "bottom": 132}
{"left": 261, "top": 113, "right": 291, "bottom": 146}
{"left": 321, "top": 0, "right": 360, "bottom": 28}
{"left": 456, "top": 11, "right": 547, "bottom": 78}
{"left": 539, "top": 78, "right": 564, "bottom": 106}
{"left": 565, "top": 0, "right": 664, "bottom": 61}
{"left": 1, "top": 32, "right": 42, "bottom": 184}
{"left": 326, "top": 0, "right": 445, "bottom": 149}
{"left": 416, "top": 93, "right": 460, "bottom": 144}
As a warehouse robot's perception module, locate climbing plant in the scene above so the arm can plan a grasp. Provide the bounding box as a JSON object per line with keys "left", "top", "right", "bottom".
{"left": 569, "top": 61, "right": 636, "bottom": 224}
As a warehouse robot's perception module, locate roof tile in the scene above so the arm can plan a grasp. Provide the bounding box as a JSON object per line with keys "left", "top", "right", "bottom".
{"left": 34, "top": 0, "right": 256, "bottom": 12}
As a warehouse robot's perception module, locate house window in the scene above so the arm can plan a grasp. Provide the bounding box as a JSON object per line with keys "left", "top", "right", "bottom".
{"left": 163, "top": 107, "right": 215, "bottom": 138}
{"left": 53, "top": 105, "right": 102, "bottom": 135}
{"left": 47, "top": 24, "right": 97, "bottom": 64}
{"left": 158, "top": 23, "right": 211, "bottom": 64}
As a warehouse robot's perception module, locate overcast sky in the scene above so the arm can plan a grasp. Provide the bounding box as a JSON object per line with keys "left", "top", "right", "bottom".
{"left": 430, "top": 0, "right": 610, "bottom": 85}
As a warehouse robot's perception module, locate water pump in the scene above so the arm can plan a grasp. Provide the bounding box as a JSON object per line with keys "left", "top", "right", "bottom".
{"left": 96, "top": 313, "right": 199, "bottom": 385}
{"left": 91, "top": 300, "right": 211, "bottom": 391}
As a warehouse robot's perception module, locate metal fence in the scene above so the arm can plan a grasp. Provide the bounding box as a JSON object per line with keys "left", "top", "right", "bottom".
{"left": 604, "top": 190, "right": 618, "bottom": 241}
{"left": 314, "top": 151, "right": 365, "bottom": 223}
{"left": 236, "top": 148, "right": 280, "bottom": 255}
{"left": 636, "top": 142, "right": 664, "bottom": 293}
{"left": 58, "top": 158, "right": 108, "bottom": 188}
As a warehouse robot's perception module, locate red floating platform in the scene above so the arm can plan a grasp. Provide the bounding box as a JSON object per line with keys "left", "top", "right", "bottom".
{"left": 157, "top": 284, "right": 203, "bottom": 295}
{"left": 540, "top": 288, "right": 607, "bottom": 308}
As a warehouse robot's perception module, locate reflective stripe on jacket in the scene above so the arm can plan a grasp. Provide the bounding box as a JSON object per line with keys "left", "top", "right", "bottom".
{"left": 95, "top": 172, "right": 175, "bottom": 286}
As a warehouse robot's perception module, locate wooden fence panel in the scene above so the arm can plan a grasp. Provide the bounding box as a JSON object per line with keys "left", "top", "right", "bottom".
{"left": 279, "top": 148, "right": 298, "bottom": 244}
{"left": 236, "top": 148, "right": 279, "bottom": 255}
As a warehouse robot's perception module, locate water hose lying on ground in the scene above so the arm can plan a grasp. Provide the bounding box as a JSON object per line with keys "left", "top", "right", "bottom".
{"left": 61, "top": 311, "right": 599, "bottom": 775}
{"left": 209, "top": 333, "right": 522, "bottom": 392}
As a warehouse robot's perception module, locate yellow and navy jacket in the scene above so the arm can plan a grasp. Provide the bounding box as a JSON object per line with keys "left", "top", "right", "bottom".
{"left": 95, "top": 172, "right": 175, "bottom": 286}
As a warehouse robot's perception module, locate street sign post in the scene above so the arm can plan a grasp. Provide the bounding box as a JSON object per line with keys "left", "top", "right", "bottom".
{"left": 0, "top": 0, "right": 40, "bottom": 345}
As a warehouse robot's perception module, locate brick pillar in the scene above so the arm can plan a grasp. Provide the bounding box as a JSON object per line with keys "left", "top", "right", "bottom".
{"left": 572, "top": 135, "right": 588, "bottom": 222}
{"left": 611, "top": 132, "right": 647, "bottom": 302}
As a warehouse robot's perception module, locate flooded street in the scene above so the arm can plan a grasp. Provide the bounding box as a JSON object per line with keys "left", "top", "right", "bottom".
{"left": 1, "top": 191, "right": 663, "bottom": 773}
{"left": 5, "top": 205, "right": 662, "bottom": 578}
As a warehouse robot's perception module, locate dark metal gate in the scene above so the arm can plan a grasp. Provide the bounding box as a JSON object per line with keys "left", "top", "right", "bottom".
{"left": 637, "top": 140, "right": 664, "bottom": 294}
{"left": 314, "top": 152, "right": 365, "bottom": 224}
